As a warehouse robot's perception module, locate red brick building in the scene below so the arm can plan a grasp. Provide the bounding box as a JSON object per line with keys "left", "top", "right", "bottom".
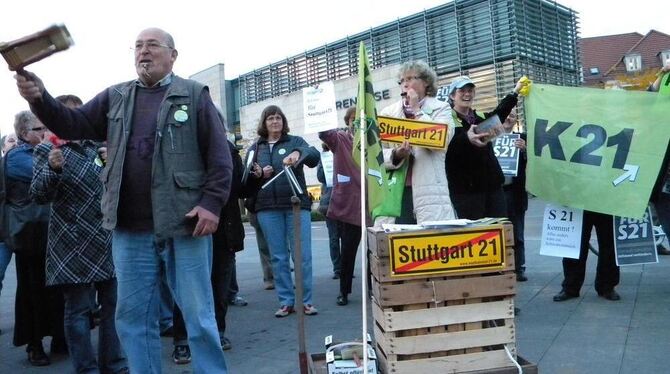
{"left": 581, "top": 30, "right": 670, "bottom": 88}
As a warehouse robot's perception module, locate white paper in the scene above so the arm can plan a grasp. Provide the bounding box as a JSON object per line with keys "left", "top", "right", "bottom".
{"left": 336, "top": 174, "right": 350, "bottom": 183}
{"left": 381, "top": 224, "right": 424, "bottom": 232}
{"left": 320, "top": 151, "right": 334, "bottom": 187}
{"left": 540, "top": 204, "right": 583, "bottom": 259}
{"left": 303, "top": 81, "right": 338, "bottom": 134}
{"left": 421, "top": 219, "right": 472, "bottom": 227}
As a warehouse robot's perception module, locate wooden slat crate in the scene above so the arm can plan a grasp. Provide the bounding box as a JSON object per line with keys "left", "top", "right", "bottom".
{"left": 368, "top": 224, "right": 522, "bottom": 374}
{"left": 309, "top": 353, "right": 538, "bottom": 374}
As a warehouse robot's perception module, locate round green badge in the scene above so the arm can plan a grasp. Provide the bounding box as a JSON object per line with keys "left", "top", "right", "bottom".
{"left": 174, "top": 110, "right": 188, "bottom": 122}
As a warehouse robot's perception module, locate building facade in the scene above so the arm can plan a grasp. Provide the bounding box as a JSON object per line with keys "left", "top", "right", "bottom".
{"left": 191, "top": 0, "right": 581, "bottom": 184}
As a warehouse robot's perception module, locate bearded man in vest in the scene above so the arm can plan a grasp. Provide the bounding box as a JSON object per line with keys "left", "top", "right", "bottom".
{"left": 15, "top": 27, "right": 232, "bottom": 374}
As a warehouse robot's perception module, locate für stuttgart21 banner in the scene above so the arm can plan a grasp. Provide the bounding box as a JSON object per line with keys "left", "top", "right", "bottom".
{"left": 525, "top": 84, "right": 670, "bottom": 219}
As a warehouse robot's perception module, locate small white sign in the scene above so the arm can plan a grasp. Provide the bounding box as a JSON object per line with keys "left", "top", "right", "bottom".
{"left": 303, "top": 81, "right": 338, "bottom": 134}
{"left": 540, "top": 204, "right": 583, "bottom": 259}
{"left": 321, "top": 151, "right": 334, "bottom": 187}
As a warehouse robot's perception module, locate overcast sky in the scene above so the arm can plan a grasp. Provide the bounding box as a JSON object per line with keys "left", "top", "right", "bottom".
{"left": 0, "top": 0, "right": 667, "bottom": 136}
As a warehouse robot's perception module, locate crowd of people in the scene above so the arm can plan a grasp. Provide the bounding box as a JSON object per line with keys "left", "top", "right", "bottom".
{"left": 0, "top": 25, "right": 668, "bottom": 373}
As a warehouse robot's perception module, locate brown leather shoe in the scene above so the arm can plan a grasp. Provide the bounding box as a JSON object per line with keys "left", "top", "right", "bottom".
{"left": 657, "top": 245, "right": 670, "bottom": 256}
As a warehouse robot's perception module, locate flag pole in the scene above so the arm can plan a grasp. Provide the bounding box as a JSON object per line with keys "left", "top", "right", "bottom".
{"left": 359, "top": 107, "right": 369, "bottom": 372}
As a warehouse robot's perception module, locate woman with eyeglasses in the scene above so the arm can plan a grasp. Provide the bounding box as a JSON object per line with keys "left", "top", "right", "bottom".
{"left": 2, "top": 111, "right": 65, "bottom": 366}
{"left": 244, "top": 105, "right": 320, "bottom": 318}
{"left": 376, "top": 60, "right": 457, "bottom": 225}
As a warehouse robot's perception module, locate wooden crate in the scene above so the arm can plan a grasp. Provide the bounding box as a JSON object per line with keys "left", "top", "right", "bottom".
{"left": 309, "top": 353, "right": 538, "bottom": 374}
{"left": 368, "top": 224, "right": 521, "bottom": 374}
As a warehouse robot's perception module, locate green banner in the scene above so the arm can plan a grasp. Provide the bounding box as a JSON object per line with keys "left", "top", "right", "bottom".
{"left": 525, "top": 84, "right": 670, "bottom": 218}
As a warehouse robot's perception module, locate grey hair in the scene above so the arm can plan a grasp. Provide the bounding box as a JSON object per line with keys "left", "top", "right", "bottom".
{"left": 398, "top": 60, "right": 438, "bottom": 97}
{"left": 14, "top": 111, "right": 38, "bottom": 138}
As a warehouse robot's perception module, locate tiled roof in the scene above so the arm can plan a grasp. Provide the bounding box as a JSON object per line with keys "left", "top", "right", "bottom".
{"left": 604, "top": 30, "right": 670, "bottom": 77}
{"left": 581, "top": 30, "right": 670, "bottom": 86}
{"left": 581, "top": 32, "right": 642, "bottom": 85}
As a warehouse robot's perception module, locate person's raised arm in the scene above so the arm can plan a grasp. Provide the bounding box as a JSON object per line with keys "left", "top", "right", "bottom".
{"left": 650, "top": 63, "right": 670, "bottom": 92}
{"left": 14, "top": 70, "right": 107, "bottom": 141}
{"left": 15, "top": 70, "right": 44, "bottom": 103}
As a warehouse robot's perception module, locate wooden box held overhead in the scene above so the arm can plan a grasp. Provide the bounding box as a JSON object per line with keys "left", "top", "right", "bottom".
{"left": 368, "top": 223, "right": 529, "bottom": 374}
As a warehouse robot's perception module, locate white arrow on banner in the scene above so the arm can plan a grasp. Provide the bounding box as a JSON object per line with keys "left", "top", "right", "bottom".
{"left": 612, "top": 164, "right": 640, "bottom": 186}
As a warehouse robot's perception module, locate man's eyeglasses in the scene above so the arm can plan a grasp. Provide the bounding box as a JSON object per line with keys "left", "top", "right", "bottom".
{"left": 31, "top": 126, "right": 46, "bottom": 132}
{"left": 132, "top": 41, "right": 172, "bottom": 52}
{"left": 397, "top": 76, "right": 421, "bottom": 85}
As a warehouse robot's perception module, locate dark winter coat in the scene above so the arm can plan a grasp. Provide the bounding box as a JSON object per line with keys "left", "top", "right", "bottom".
{"left": 212, "top": 141, "right": 245, "bottom": 252}
{"left": 446, "top": 93, "right": 519, "bottom": 194}
{"left": 30, "top": 141, "right": 115, "bottom": 286}
{"left": 245, "top": 134, "right": 319, "bottom": 212}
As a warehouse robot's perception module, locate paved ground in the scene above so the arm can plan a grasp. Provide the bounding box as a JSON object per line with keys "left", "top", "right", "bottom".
{"left": 1, "top": 197, "right": 669, "bottom": 373}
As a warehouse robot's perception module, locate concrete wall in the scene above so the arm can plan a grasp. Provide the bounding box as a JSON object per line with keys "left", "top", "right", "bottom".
{"left": 190, "top": 64, "right": 228, "bottom": 126}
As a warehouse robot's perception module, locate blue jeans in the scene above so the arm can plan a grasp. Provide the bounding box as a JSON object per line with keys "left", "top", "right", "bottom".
{"left": 158, "top": 269, "right": 174, "bottom": 333}
{"left": 258, "top": 209, "right": 313, "bottom": 306}
{"left": 62, "top": 279, "right": 127, "bottom": 373}
{"left": 250, "top": 212, "right": 273, "bottom": 283}
{"left": 112, "top": 230, "right": 227, "bottom": 374}
{"left": 0, "top": 241, "right": 12, "bottom": 296}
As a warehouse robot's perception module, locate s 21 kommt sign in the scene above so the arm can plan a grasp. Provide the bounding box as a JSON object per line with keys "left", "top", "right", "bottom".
{"left": 540, "top": 204, "right": 583, "bottom": 259}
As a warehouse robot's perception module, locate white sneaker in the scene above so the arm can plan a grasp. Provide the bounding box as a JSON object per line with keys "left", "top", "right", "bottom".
{"left": 274, "top": 305, "right": 294, "bottom": 318}
{"left": 303, "top": 304, "right": 318, "bottom": 315}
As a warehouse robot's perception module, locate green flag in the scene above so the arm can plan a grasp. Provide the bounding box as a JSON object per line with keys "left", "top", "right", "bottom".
{"left": 659, "top": 72, "right": 670, "bottom": 96}
{"left": 525, "top": 84, "right": 670, "bottom": 218}
{"left": 352, "top": 42, "right": 388, "bottom": 217}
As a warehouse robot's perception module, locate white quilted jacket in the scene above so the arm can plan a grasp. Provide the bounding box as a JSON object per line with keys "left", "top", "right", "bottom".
{"left": 375, "top": 97, "right": 457, "bottom": 226}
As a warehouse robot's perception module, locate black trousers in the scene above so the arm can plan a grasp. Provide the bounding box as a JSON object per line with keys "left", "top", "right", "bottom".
{"left": 561, "top": 211, "right": 620, "bottom": 295}
{"left": 173, "top": 247, "right": 235, "bottom": 345}
{"left": 13, "top": 222, "right": 65, "bottom": 347}
{"left": 338, "top": 222, "right": 362, "bottom": 296}
{"left": 654, "top": 192, "right": 670, "bottom": 240}
{"left": 451, "top": 187, "right": 507, "bottom": 220}
{"left": 504, "top": 188, "right": 526, "bottom": 272}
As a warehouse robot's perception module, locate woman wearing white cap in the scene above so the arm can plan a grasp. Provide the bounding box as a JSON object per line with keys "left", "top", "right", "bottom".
{"left": 445, "top": 76, "right": 526, "bottom": 219}
{"left": 377, "top": 60, "right": 456, "bottom": 225}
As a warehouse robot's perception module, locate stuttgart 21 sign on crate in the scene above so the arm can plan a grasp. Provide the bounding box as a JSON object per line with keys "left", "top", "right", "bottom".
{"left": 388, "top": 226, "right": 506, "bottom": 277}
